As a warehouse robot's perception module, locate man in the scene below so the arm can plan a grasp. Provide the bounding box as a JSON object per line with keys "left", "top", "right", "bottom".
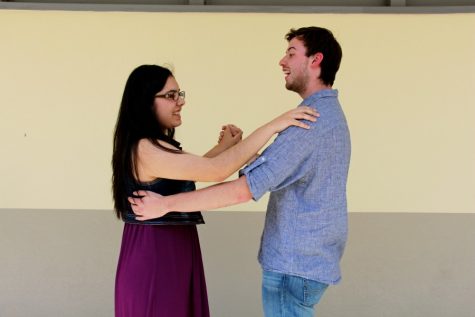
{"left": 130, "top": 26, "right": 350, "bottom": 316}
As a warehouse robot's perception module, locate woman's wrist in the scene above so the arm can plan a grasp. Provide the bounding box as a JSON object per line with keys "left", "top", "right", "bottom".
{"left": 261, "top": 121, "right": 277, "bottom": 135}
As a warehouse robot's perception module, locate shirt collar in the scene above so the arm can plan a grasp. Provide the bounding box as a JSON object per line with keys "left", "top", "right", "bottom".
{"left": 302, "top": 89, "right": 338, "bottom": 105}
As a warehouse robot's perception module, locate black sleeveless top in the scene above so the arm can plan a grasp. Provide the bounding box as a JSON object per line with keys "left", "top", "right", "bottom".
{"left": 122, "top": 177, "right": 205, "bottom": 225}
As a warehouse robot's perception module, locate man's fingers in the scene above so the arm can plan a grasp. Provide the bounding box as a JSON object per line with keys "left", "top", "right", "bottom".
{"left": 127, "top": 197, "right": 136, "bottom": 205}
{"left": 134, "top": 214, "right": 147, "bottom": 221}
{"left": 132, "top": 190, "right": 148, "bottom": 197}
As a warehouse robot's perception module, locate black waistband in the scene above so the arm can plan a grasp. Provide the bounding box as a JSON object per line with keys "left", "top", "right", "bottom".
{"left": 122, "top": 211, "right": 205, "bottom": 225}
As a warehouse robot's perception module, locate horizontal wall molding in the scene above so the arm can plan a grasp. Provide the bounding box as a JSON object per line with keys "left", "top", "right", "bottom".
{"left": 1, "top": 3, "right": 475, "bottom": 13}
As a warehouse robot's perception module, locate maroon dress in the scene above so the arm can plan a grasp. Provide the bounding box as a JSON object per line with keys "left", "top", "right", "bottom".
{"left": 115, "top": 178, "right": 209, "bottom": 317}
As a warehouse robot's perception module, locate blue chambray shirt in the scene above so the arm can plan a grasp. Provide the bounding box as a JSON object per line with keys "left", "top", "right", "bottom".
{"left": 239, "top": 89, "right": 351, "bottom": 284}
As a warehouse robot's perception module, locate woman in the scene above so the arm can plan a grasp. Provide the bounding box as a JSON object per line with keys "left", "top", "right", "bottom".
{"left": 112, "top": 64, "right": 318, "bottom": 316}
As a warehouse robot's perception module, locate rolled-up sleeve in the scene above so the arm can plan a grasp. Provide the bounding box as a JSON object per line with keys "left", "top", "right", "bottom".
{"left": 239, "top": 122, "right": 321, "bottom": 201}
{"left": 239, "top": 155, "right": 272, "bottom": 200}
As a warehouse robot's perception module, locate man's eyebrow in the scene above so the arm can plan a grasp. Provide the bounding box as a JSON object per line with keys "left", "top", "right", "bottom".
{"left": 286, "top": 47, "right": 297, "bottom": 53}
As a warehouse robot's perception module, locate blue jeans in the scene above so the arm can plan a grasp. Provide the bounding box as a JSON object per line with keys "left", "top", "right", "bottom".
{"left": 262, "top": 270, "right": 328, "bottom": 317}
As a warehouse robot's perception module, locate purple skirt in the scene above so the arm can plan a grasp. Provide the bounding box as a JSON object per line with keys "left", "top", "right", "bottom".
{"left": 115, "top": 224, "right": 209, "bottom": 317}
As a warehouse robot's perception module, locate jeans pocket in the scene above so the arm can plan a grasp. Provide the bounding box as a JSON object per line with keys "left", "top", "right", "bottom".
{"left": 303, "top": 279, "right": 328, "bottom": 307}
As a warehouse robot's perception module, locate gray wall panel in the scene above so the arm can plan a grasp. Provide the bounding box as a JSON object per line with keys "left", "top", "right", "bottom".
{"left": 0, "top": 210, "right": 474, "bottom": 316}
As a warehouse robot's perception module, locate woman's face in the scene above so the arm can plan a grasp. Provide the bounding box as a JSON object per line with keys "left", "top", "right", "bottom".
{"left": 153, "top": 76, "right": 185, "bottom": 130}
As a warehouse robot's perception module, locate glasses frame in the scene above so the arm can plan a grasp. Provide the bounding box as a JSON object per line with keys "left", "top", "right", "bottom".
{"left": 155, "top": 90, "right": 185, "bottom": 101}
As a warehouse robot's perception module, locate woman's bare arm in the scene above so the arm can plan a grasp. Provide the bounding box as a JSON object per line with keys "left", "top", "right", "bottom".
{"left": 137, "top": 106, "right": 318, "bottom": 182}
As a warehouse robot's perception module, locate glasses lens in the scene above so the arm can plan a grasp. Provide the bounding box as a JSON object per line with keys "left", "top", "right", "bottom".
{"left": 156, "top": 90, "right": 184, "bottom": 101}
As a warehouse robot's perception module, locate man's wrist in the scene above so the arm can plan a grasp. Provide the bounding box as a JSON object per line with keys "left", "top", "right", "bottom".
{"left": 162, "top": 196, "right": 172, "bottom": 214}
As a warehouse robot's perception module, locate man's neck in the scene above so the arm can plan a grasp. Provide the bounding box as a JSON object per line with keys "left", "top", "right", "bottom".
{"left": 300, "top": 82, "right": 332, "bottom": 99}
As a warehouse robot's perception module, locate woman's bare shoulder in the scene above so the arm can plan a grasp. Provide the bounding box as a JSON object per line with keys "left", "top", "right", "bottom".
{"left": 137, "top": 138, "right": 180, "bottom": 155}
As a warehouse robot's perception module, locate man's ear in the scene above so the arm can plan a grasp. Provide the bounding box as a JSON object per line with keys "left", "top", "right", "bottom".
{"left": 310, "top": 52, "right": 324, "bottom": 68}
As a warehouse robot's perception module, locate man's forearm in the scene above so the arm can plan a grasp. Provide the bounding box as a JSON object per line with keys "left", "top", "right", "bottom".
{"left": 164, "top": 176, "right": 252, "bottom": 212}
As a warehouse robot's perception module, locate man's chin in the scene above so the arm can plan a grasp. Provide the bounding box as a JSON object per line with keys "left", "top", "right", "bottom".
{"left": 285, "top": 82, "right": 297, "bottom": 93}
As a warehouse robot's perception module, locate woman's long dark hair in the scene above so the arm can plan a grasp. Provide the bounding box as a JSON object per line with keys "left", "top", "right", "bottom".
{"left": 112, "top": 65, "right": 181, "bottom": 219}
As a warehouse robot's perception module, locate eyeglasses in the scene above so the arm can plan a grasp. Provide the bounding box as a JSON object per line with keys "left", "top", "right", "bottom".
{"left": 155, "top": 90, "right": 185, "bottom": 101}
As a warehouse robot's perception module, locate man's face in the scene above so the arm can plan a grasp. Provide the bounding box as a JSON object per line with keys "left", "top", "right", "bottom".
{"left": 279, "top": 37, "right": 311, "bottom": 95}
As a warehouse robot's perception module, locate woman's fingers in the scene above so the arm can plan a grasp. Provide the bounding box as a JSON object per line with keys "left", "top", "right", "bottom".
{"left": 301, "top": 114, "right": 318, "bottom": 122}
{"left": 293, "top": 120, "right": 311, "bottom": 129}
{"left": 281, "top": 106, "right": 320, "bottom": 130}
{"left": 301, "top": 105, "right": 319, "bottom": 115}
{"left": 290, "top": 107, "right": 319, "bottom": 123}
{"left": 228, "top": 124, "right": 242, "bottom": 137}
{"left": 232, "top": 130, "right": 243, "bottom": 140}
{"left": 298, "top": 106, "right": 319, "bottom": 117}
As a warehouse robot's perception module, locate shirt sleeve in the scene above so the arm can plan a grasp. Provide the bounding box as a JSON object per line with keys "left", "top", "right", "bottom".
{"left": 239, "top": 120, "right": 322, "bottom": 201}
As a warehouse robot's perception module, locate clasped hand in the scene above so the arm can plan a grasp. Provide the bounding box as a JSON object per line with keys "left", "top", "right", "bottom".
{"left": 218, "top": 124, "right": 243, "bottom": 148}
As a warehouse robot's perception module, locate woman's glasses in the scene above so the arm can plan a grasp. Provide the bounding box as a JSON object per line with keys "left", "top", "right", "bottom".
{"left": 155, "top": 90, "right": 185, "bottom": 101}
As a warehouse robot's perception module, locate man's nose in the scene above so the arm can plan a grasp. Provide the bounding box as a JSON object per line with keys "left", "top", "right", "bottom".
{"left": 279, "top": 56, "right": 286, "bottom": 67}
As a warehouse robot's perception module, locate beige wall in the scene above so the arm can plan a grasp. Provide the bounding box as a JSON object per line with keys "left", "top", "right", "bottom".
{"left": 1, "top": 10, "right": 474, "bottom": 212}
